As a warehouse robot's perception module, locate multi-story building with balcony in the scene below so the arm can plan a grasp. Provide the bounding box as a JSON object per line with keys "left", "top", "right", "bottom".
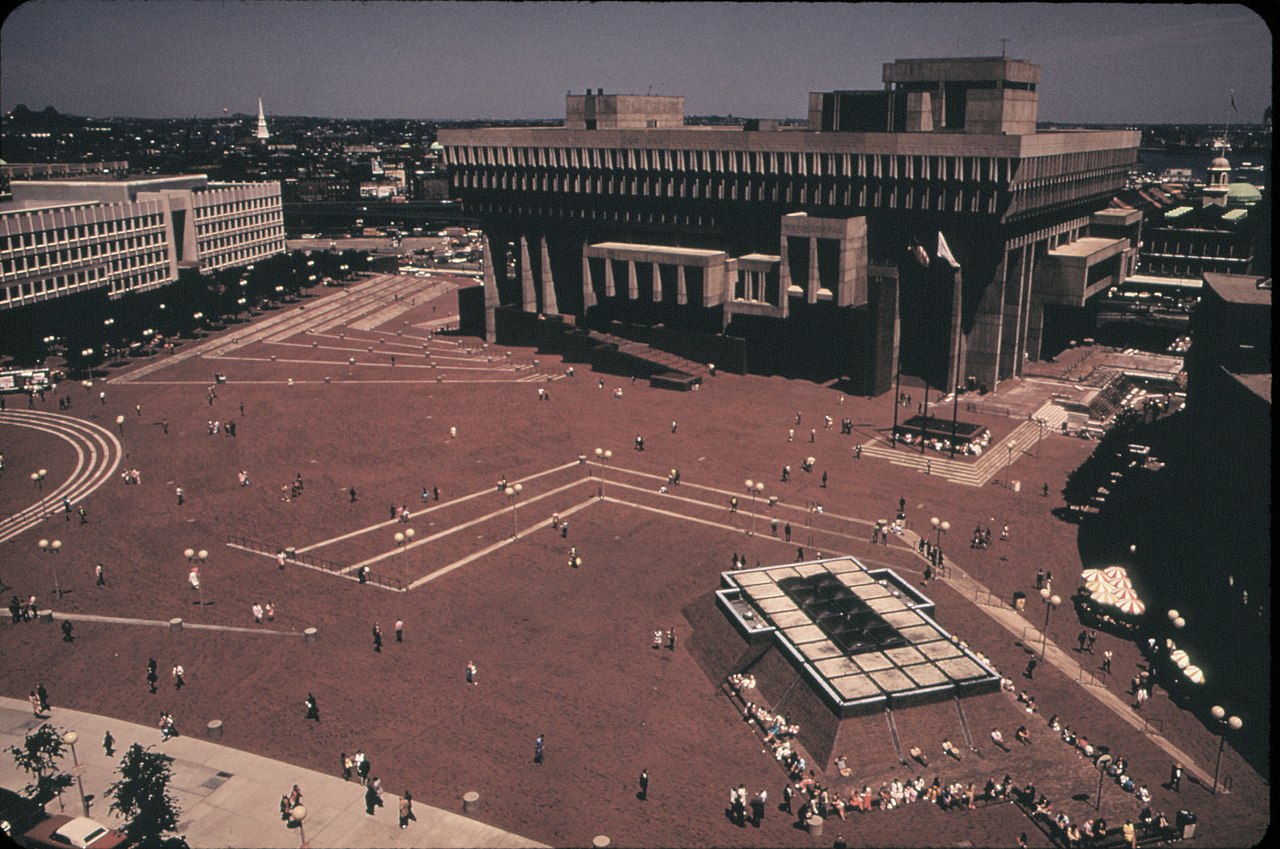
{"left": 440, "top": 56, "right": 1142, "bottom": 393}
{"left": 0, "top": 171, "right": 284, "bottom": 311}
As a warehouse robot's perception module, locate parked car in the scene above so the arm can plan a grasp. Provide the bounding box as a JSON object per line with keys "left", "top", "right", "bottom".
{"left": 20, "top": 815, "right": 129, "bottom": 849}
{"left": 1, "top": 788, "right": 45, "bottom": 840}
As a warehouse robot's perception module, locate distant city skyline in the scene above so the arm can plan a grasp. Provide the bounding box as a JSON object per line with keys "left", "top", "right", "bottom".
{"left": 0, "top": 1, "right": 1271, "bottom": 124}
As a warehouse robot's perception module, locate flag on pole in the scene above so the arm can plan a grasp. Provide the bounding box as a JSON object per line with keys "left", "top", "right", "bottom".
{"left": 937, "top": 231, "right": 961, "bottom": 270}
{"left": 910, "top": 238, "right": 930, "bottom": 268}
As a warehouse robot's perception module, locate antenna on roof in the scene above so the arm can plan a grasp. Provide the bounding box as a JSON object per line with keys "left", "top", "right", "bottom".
{"left": 1000, "top": 38, "right": 1009, "bottom": 59}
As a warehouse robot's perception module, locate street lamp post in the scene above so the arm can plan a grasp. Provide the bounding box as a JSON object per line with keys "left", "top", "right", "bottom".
{"left": 290, "top": 803, "right": 309, "bottom": 849}
{"left": 38, "top": 538, "right": 64, "bottom": 598}
{"left": 929, "top": 517, "right": 950, "bottom": 575}
{"left": 62, "top": 731, "right": 89, "bottom": 816}
{"left": 594, "top": 448, "right": 612, "bottom": 497}
{"left": 1210, "top": 706, "right": 1242, "bottom": 795}
{"left": 744, "top": 480, "right": 764, "bottom": 535}
{"left": 1005, "top": 440, "right": 1018, "bottom": 488}
{"left": 505, "top": 483, "right": 523, "bottom": 538}
{"left": 1038, "top": 587, "right": 1061, "bottom": 659}
{"left": 115, "top": 414, "right": 125, "bottom": 438}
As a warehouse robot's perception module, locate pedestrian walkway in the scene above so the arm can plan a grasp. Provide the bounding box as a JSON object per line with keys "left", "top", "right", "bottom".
{"left": 909, "top": 553, "right": 1219, "bottom": 793}
{"left": 0, "top": 696, "right": 546, "bottom": 849}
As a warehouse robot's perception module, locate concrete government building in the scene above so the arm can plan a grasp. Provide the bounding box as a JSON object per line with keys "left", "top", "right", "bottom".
{"left": 440, "top": 56, "right": 1143, "bottom": 393}
{"left": 1, "top": 168, "right": 285, "bottom": 311}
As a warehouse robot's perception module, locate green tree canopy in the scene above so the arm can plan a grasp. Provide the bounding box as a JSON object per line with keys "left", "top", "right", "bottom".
{"left": 7, "top": 723, "right": 73, "bottom": 808}
{"left": 107, "top": 743, "right": 183, "bottom": 848}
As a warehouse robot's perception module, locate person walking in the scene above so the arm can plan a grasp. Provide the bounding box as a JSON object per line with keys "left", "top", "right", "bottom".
{"left": 95, "top": 563, "right": 106, "bottom": 586}
{"left": 61, "top": 620, "right": 75, "bottom": 642}
{"left": 466, "top": 661, "right": 478, "bottom": 685}
{"left": 1025, "top": 658, "right": 1037, "bottom": 679}
{"left": 365, "top": 783, "right": 381, "bottom": 815}
{"left": 147, "top": 659, "right": 158, "bottom": 694}
{"left": 1102, "top": 650, "right": 1113, "bottom": 673}
{"left": 398, "top": 791, "right": 416, "bottom": 829}
{"left": 1170, "top": 762, "right": 1183, "bottom": 792}
{"left": 667, "top": 628, "right": 676, "bottom": 651}
{"left": 753, "top": 788, "right": 768, "bottom": 826}
{"left": 639, "top": 769, "right": 649, "bottom": 801}
{"left": 534, "top": 733, "right": 545, "bottom": 764}
{"left": 356, "top": 751, "right": 370, "bottom": 785}
{"left": 395, "top": 619, "right": 404, "bottom": 643}
{"left": 784, "top": 522, "right": 792, "bottom": 542}
{"left": 102, "top": 730, "right": 115, "bottom": 757}
{"left": 349, "top": 486, "right": 358, "bottom": 503}
{"left": 342, "top": 753, "right": 353, "bottom": 781}
{"left": 372, "top": 623, "right": 383, "bottom": 652}
{"left": 172, "top": 664, "right": 185, "bottom": 690}
{"left": 305, "top": 693, "right": 320, "bottom": 721}
{"left": 176, "top": 486, "right": 184, "bottom": 506}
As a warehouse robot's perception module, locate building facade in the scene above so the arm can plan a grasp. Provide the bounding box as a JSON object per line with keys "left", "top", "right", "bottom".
{"left": 440, "top": 56, "right": 1142, "bottom": 393}
{"left": 0, "top": 172, "right": 285, "bottom": 311}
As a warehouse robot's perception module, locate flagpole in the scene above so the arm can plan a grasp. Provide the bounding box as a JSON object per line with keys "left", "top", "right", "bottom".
{"left": 921, "top": 379, "right": 929, "bottom": 454}
{"left": 950, "top": 268, "right": 962, "bottom": 459}
{"left": 892, "top": 356, "right": 901, "bottom": 449}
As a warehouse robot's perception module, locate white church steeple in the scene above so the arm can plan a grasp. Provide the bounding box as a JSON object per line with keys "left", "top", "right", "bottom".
{"left": 255, "top": 95, "right": 270, "bottom": 141}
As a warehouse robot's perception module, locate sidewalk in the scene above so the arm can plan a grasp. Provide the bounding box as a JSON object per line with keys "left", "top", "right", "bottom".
{"left": 0, "top": 697, "right": 545, "bottom": 849}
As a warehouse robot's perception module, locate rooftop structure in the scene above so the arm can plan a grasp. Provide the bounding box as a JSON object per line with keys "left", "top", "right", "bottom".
{"left": 718, "top": 556, "right": 1000, "bottom": 717}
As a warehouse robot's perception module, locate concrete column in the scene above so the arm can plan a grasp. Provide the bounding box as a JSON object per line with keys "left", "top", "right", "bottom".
{"left": 481, "top": 235, "right": 498, "bottom": 343}
{"left": 807, "top": 236, "right": 820, "bottom": 303}
{"left": 604, "top": 255, "right": 616, "bottom": 297}
{"left": 651, "top": 262, "right": 662, "bottom": 301}
{"left": 676, "top": 265, "right": 687, "bottom": 304}
{"left": 626, "top": 260, "right": 638, "bottom": 299}
{"left": 581, "top": 245, "right": 597, "bottom": 309}
{"left": 539, "top": 235, "right": 559, "bottom": 315}
{"left": 519, "top": 235, "right": 537, "bottom": 313}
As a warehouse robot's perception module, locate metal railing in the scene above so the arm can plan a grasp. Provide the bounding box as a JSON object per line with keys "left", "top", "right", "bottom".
{"left": 225, "top": 534, "right": 404, "bottom": 591}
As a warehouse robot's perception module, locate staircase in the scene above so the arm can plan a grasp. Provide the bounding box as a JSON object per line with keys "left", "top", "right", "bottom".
{"left": 857, "top": 402, "right": 1069, "bottom": 486}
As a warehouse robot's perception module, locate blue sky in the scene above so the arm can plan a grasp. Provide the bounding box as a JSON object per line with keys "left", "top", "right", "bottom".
{"left": 1, "top": 1, "right": 1271, "bottom": 123}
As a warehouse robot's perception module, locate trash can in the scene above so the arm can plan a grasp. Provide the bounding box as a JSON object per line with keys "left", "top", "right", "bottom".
{"left": 807, "top": 815, "right": 824, "bottom": 837}
{"left": 1176, "top": 810, "right": 1197, "bottom": 839}
{"left": 1013, "top": 592, "right": 1026, "bottom": 611}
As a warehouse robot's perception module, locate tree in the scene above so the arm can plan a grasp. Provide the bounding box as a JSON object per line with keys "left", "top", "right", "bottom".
{"left": 8, "top": 723, "right": 73, "bottom": 809}
{"left": 107, "top": 743, "right": 182, "bottom": 848}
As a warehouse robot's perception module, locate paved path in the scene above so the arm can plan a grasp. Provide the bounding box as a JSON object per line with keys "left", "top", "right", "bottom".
{"left": 0, "top": 410, "right": 123, "bottom": 544}
{"left": 911, "top": 548, "right": 1221, "bottom": 792}
{"left": 0, "top": 696, "right": 546, "bottom": 849}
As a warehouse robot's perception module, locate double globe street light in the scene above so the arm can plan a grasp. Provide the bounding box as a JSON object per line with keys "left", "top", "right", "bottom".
{"left": 744, "top": 480, "right": 765, "bottom": 535}
{"left": 1038, "top": 587, "right": 1061, "bottom": 660}
{"left": 1210, "top": 706, "right": 1242, "bottom": 796}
